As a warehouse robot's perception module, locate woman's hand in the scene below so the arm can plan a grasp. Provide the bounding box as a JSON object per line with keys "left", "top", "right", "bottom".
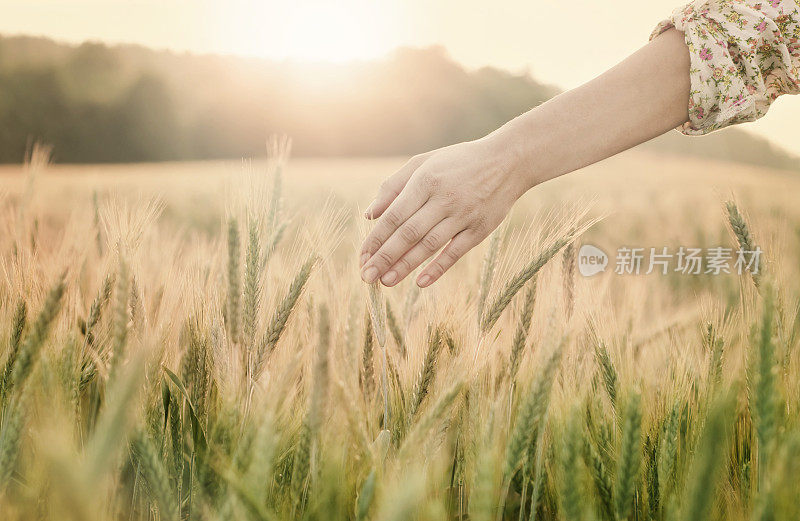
{"left": 358, "top": 28, "right": 692, "bottom": 289}
{"left": 359, "top": 135, "right": 532, "bottom": 288}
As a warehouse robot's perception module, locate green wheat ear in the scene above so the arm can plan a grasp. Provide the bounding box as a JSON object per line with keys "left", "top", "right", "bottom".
{"left": 615, "top": 391, "right": 643, "bottom": 521}
{"left": 682, "top": 393, "right": 735, "bottom": 521}
{"left": 253, "top": 254, "right": 318, "bottom": 381}
{"left": 242, "top": 218, "right": 261, "bottom": 377}
{"left": 408, "top": 326, "right": 444, "bottom": 419}
{"left": 594, "top": 341, "right": 618, "bottom": 412}
{"left": 558, "top": 407, "right": 584, "bottom": 521}
{"left": 504, "top": 341, "right": 563, "bottom": 479}
{"left": 385, "top": 300, "right": 406, "bottom": 358}
{"left": 477, "top": 227, "right": 502, "bottom": 326}
{"left": 561, "top": 241, "right": 576, "bottom": 320}
{"left": 360, "top": 307, "right": 375, "bottom": 400}
{"left": 226, "top": 217, "right": 242, "bottom": 343}
{"left": 753, "top": 287, "right": 777, "bottom": 479}
{"left": 726, "top": 200, "right": 762, "bottom": 288}
{"left": 509, "top": 276, "right": 537, "bottom": 385}
{"left": 8, "top": 274, "right": 66, "bottom": 397}
{"left": 0, "top": 393, "right": 28, "bottom": 490}
{"left": 0, "top": 300, "right": 27, "bottom": 400}
{"left": 482, "top": 231, "right": 577, "bottom": 333}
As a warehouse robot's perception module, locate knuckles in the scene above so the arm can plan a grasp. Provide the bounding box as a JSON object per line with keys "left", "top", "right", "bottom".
{"left": 421, "top": 233, "right": 441, "bottom": 251}
{"left": 373, "top": 249, "right": 394, "bottom": 266}
{"left": 382, "top": 210, "right": 403, "bottom": 228}
{"left": 362, "top": 236, "right": 383, "bottom": 255}
{"left": 398, "top": 222, "right": 420, "bottom": 243}
{"left": 470, "top": 214, "right": 488, "bottom": 235}
{"left": 415, "top": 170, "right": 442, "bottom": 193}
{"left": 442, "top": 246, "right": 461, "bottom": 263}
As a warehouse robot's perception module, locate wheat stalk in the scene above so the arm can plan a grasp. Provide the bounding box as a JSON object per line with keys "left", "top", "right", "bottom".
{"left": 561, "top": 242, "right": 576, "bottom": 320}
{"left": 0, "top": 301, "right": 27, "bottom": 399}
{"left": 726, "top": 200, "right": 762, "bottom": 288}
{"left": 614, "top": 391, "right": 643, "bottom": 521}
{"left": 242, "top": 218, "right": 261, "bottom": 378}
{"left": 386, "top": 300, "right": 406, "bottom": 358}
{"left": 482, "top": 232, "right": 576, "bottom": 333}
{"left": 132, "top": 433, "right": 179, "bottom": 521}
{"left": 408, "top": 326, "right": 444, "bottom": 419}
{"left": 504, "top": 341, "right": 563, "bottom": 479}
{"left": 226, "top": 217, "right": 242, "bottom": 343}
{"left": 594, "top": 341, "right": 618, "bottom": 412}
{"left": 478, "top": 228, "right": 502, "bottom": 326}
{"left": 8, "top": 274, "right": 66, "bottom": 396}
{"left": 360, "top": 308, "right": 375, "bottom": 401}
{"left": 509, "top": 277, "right": 537, "bottom": 385}
{"left": 108, "top": 258, "right": 130, "bottom": 379}
{"left": 253, "top": 254, "right": 318, "bottom": 380}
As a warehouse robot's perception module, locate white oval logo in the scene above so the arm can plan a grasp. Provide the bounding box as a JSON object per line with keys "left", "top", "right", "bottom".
{"left": 578, "top": 244, "right": 608, "bottom": 277}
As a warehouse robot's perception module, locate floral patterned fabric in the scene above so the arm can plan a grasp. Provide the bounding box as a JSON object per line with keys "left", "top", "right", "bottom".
{"left": 651, "top": 0, "right": 800, "bottom": 135}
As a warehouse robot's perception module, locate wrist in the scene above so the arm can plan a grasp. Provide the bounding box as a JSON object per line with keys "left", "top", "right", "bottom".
{"left": 484, "top": 118, "right": 545, "bottom": 195}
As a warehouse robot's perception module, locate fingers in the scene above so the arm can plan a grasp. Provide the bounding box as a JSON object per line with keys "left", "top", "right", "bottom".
{"left": 364, "top": 154, "right": 428, "bottom": 220}
{"left": 379, "top": 219, "right": 461, "bottom": 287}
{"left": 360, "top": 202, "right": 443, "bottom": 283}
{"left": 360, "top": 183, "right": 428, "bottom": 270}
{"left": 416, "top": 229, "right": 483, "bottom": 288}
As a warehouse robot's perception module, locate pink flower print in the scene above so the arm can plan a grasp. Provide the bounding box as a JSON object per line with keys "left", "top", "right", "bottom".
{"left": 695, "top": 107, "right": 705, "bottom": 119}
{"left": 699, "top": 47, "right": 713, "bottom": 60}
{"left": 713, "top": 67, "right": 725, "bottom": 79}
{"left": 755, "top": 21, "right": 768, "bottom": 32}
{"left": 769, "top": 0, "right": 780, "bottom": 7}
{"left": 747, "top": 84, "right": 758, "bottom": 94}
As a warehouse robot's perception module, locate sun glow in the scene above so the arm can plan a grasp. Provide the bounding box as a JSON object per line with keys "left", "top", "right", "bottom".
{"left": 220, "top": 0, "right": 400, "bottom": 63}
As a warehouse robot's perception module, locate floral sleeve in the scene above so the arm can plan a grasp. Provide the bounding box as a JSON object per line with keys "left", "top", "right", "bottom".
{"left": 651, "top": 0, "right": 800, "bottom": 135}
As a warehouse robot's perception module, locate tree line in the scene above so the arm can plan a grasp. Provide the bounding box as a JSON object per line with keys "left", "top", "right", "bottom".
{"left": 0, "top": 35, "right": 795, "bottom": 169}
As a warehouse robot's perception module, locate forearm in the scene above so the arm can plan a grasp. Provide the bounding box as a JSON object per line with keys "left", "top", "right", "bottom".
{"left": 490, "top": 28, "right": 691, "bottom": 190}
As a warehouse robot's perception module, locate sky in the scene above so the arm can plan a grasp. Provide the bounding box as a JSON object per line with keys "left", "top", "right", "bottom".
{"left": 1, "top": 0, "right": 798, "bottom": 156}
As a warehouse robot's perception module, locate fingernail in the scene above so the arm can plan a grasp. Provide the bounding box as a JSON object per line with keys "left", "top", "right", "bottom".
{"left": 359, "top": 253, "right": 370, "bottom": 267}
{"left": 364, "top": 202, "right": 375, "bottom": 218}
{"left": 381, "top": 270, "right": 398, "bottom": 286}
{"left": 362, "top": 266, "right": 379, "bottom": 283}
{"left": 417, "top": 274, "right": 431, "bottom": 288}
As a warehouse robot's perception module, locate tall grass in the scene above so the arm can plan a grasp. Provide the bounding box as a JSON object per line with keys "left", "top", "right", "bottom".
{"left": 0, "top": 147, "right": 798, "bottom": 521}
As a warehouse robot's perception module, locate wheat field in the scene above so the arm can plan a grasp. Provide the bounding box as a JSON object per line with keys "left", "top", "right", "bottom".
{"left": 0, "top": 142, "right": 799, "bottom": 521}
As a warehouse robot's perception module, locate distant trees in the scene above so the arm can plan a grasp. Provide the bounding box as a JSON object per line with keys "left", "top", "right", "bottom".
{"left": 0, "top": 35, "right": 796, "bottom": 169}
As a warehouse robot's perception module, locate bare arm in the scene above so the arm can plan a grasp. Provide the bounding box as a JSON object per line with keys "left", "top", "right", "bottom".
{"left": 359, "top": 29, "right": 690, "bottom": 288}
{"left": 496, "top": 28, "right": 690, "bottom": 187}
